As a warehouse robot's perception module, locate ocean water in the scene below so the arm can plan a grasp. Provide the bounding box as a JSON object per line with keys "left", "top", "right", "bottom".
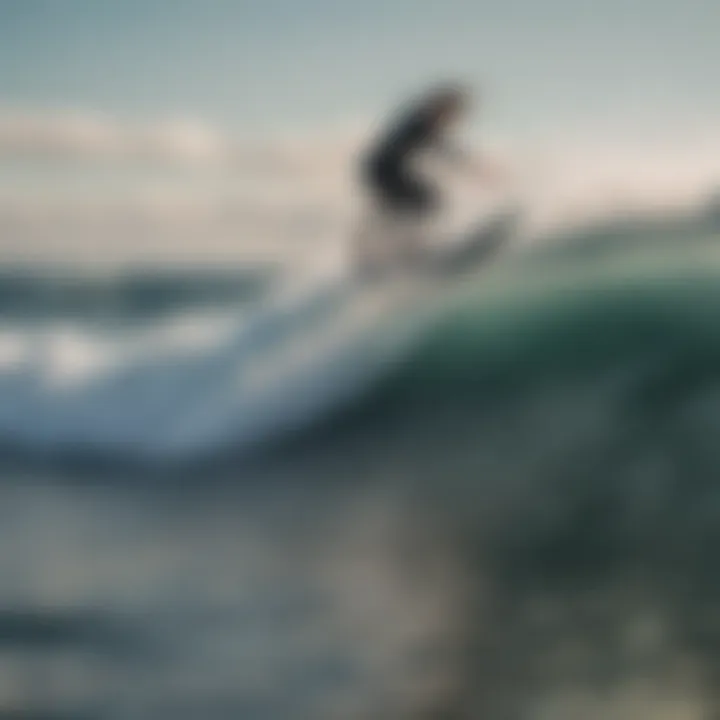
{"left": 1, "top": 202, "right": 720, "bottom": 719}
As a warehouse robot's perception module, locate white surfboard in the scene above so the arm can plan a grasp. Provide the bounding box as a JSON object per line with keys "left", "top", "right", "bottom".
{"left": 431, "top": 205, "right": 520, "bottom": 276}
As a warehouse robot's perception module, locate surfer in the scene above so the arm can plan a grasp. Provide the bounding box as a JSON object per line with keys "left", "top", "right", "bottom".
{"left": 355, "top": 83, "right": 501, "bottom": 272}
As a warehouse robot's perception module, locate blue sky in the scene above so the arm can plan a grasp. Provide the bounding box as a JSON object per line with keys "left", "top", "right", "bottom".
{"left": 1, "top": 0, "right": 718, "bottom": 136}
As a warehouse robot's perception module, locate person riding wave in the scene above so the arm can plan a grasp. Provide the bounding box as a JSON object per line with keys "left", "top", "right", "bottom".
{"left": 356, "top": 83, "right": 502, "bottom": 272}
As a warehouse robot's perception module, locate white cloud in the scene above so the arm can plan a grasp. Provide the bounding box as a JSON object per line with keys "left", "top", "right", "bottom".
{"left": 0, "top": 109, "right": 234, "bottom": 164}
{"left": 0, "top": 107, "right": 366, "bottom": 265}
{"left": 0, "top": 107, "right": 718, "bottom": 265}
{"left": 512, "top": 134, "right": 720, "bottom": 234}
{"left": 0, "top": 107, "right": 366, "bottom": 176}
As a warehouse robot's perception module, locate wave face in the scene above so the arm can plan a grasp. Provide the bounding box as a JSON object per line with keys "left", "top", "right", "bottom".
{"left": 232, "top": 213, "right": 720, "bottom": 718}
{"left": 3, "top": 211, "right": 720, "bottom": 718}
{"left": 0, "top": 210, "right": 717, "bottom": 466}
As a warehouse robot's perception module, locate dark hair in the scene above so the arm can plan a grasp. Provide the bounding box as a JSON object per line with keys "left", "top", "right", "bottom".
{"left": 425, "top": 83, "right": 470, "bottom": 115}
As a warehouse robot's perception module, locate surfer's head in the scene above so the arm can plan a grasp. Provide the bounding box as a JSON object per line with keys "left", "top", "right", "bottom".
{"left": 426, "top": 84, "right": 471, "bottom": 127}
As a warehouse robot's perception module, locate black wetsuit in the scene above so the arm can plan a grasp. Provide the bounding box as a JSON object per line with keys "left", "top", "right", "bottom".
{"left": 362, "top": 105, "right": 453, "bottom": 217}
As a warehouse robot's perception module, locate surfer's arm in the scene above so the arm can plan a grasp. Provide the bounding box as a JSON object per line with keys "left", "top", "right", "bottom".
{"left": 450, "top": 148, "right": 510, "bottom": 187}
{"left": 435, "top": 139, "right": 506, "bottom": 181}
{"left": 434, "top": 137, "right": 470, "bottom": 166}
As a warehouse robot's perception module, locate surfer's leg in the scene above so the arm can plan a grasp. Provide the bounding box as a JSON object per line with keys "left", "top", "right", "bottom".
{"left": 393, "top": 179, "right": 440, "bottom": 269}
{"left": 355, "top": 165, "right": 439, "bottom": 274}
{"left": 353, "top": 211, "right": 379, "bottom": 270}
{"left": 354, "top": 164, "right": 403, "bottom": 275}
{"left": 353, "top": 208, "right": 401, "bottom": 278}
{"left": 391, "top": 213, "right": 425, "bottom": 267}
